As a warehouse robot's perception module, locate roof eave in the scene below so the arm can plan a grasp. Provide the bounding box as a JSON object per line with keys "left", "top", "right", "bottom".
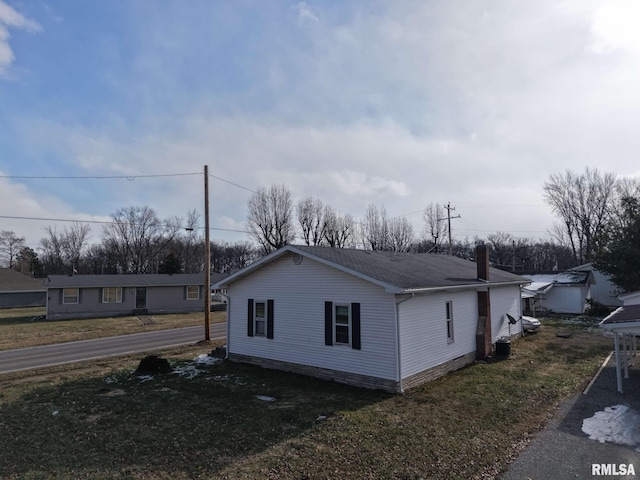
{"left": 399, "top": 280, "right": 528, "bottom": 295}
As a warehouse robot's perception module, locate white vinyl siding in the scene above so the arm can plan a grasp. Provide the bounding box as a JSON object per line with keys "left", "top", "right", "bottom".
{"left": 490, "top": 285, "right": 522, "bottom": 340}
{"left": 398, "top": 290, "right": 478, "bottom": 379}
{"left": 228, "top": 253, "right": 398, "bottom": 381}
{"left": 102, "top": 287, "right": 122, "bottom": 303}
{"left": 63, "top": 288, "right": 79, "bottom": 304}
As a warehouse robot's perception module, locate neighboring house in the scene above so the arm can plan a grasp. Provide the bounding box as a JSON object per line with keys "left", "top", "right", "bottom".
{"left": 599, "top": 291, "right": 640, "bottom": 393}
{"left": 0, "top": 268, "right": 46, "bottom": 309}
{"left": 213, "top": 244, "right": 530, "bottom": 393}
{"left": 522, "top": 270, "right": 595, "bottom": 314}
{"left": 573, "top": 263, "right": 623, "bottom": 307}
{"left": 45, "top": 273, "right": 227, "bottom": 320}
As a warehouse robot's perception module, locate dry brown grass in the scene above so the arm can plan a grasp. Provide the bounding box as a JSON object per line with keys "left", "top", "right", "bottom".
{"left": 0, "top": 307, "right": 226, "bottom": 351}
{"left": 0, "top": 318, "right": 612, "bottom": 480}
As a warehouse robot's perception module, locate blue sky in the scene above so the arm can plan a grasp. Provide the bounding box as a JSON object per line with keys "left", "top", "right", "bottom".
{"left": 1, "top": 0, "right": 640, "bottom": 248}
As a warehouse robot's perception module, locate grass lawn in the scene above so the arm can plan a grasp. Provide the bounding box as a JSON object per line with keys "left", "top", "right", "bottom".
{"left": 0, "top": 307, "right": 226, "bottom": 351}
{"left": 0, "top": 317, "right": 611, "bottom": 480}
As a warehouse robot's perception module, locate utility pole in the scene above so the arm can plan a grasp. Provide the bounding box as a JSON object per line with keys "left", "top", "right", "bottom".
{"left": 204, "top": 165, "right": 211, "bottom": 341}
{"left": 444, "top": 202, "right": 461, "bottom": 256}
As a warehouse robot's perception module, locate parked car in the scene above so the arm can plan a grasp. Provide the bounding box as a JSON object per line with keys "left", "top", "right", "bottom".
{"left": 521, "top": 316, "right": 541, "bottom": 332}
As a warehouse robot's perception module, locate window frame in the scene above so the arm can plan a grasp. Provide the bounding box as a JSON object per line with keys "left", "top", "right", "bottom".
{"left": 446, "top": 301, "right": 454, "bottom": 343}
{"left": 62, "top": 288, "right": 79, "bottom": 305}
{"left": 254, "top": 300, "right": 267, "bottom": 337}
{"left": 334, "top": 303, "right": 351, "bottom": 346}
{"left": 102, "top": 287, "right": 123, "bottom": 304}
{"left": 186, "top": 285, "right": 200, "bottom": 301}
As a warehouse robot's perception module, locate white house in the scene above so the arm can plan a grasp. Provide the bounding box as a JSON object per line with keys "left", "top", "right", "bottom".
{"left": 573, "top": 263, "right": 622, "bottom": 307}
{"left": 599, "top": 291, "right": 640, "bottom": 393}
{"left": 213, "top": 244, "right": 530, "bottom": 393}
{"left": 523, "top": 270, "right": 594, "bottom": 314}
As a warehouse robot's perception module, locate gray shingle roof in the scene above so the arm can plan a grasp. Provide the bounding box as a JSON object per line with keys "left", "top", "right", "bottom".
{"left": 45, "top": 273, "right": 228, "bottom": 289}
{"left": 216, "top": 245, "right": 528, "bottom": 292}
{"left": 294, "top": 245, "right": 527, "bottom": 289}
{"left": 601, "top": 304, "right": 640, "bottom": 325}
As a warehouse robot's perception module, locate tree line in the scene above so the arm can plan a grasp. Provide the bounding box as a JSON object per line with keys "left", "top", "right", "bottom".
{"left": 1, "top": 167, "right": 638, "bottom": 291}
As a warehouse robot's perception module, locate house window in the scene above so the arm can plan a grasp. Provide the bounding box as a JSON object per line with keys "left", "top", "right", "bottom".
{"left": 334, "top": 304, "right": 351, "bottom": 345}
{"left": 63, "top": 288, "right": 79, "bottom": 304}
{"left": 102, "top": 287, "right": 122, "bottom": 303}
{"left": 446, "top": 301, "right": 454, "bottom": 343}
{"left": 186, "top": 285, "right": 200, "bottom": 300}
{"left": 254, "top": 301, "right": 266, "bottom": 336}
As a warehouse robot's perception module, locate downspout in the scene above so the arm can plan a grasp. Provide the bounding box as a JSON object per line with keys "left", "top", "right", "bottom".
{"left": 220, "top": 292, "right": 231, "bottom": 359}
{"left": 394, "top": 293, "right": 415, "bottom": 394}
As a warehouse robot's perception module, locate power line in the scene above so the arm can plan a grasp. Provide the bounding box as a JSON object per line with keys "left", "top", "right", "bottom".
{"left": 208, "top": 173, "right": 257, "bottom": 193}
{"left": 1, "top": 170, "right": 258, "bottom": 193}
{"left": 0, "top": 172, "right": 202, "bottom": 180}
{"left": 0, "top": 215, "right": 250, "bottom": 234}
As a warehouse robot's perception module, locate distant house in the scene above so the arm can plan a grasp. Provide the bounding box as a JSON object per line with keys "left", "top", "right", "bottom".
{"left": 213, "top": 244, "right": 529, "bottom": 393}
{"left": 0, "top": 268, "right": 46, "bottom": 309}
{"left": 45, "top": 273, "right": 227, "bottom": 320}
{"left": 599, "top": 291, "right": 640, "bottom": 393}
{"left": 522, "top": 269, "right": 595, "bottom": 315}
{"left": 573, "top": 263, "right": 622, "bottom": 307}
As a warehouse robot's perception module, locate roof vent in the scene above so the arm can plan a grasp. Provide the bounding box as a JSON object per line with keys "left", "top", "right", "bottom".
{"left": 292, "top": 253, "right": 303, "bottom": 265}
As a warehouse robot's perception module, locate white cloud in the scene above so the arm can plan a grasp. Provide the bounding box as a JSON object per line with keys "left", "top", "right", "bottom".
{"left": 591, "top": 0, "right": 640, "bottom": 54}
{"left": 0, "top": 0, "right": 41, "bottom": 75}
{"left": 294, "top": 2, "right": 319, "bottom": 25}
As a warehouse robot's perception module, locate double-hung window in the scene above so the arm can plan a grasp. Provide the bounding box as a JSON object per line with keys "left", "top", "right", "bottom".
{"left": 102, "top": 287, "right": 122, "bottom": 303}
{"left": 446, "top": 301, "right": 454, "bottom": 343}
{"left": 63, "top": 288, "right": 79, "bottom": 304}
{"left": 254, "top": 301, "right": 266, "bottom": 336}
{"left": 334, "top": 304, "right": 351, "bottom": 345}
{"left": 324, "top": 301, "right": 361, "bottom": 350}
{"left": 186, "top": 285, "right": 200, "bottom": 300}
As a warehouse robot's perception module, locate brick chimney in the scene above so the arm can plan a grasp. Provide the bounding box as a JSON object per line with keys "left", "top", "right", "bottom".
{"left": 475, "top": 244, "right": 492, "bottom": 360}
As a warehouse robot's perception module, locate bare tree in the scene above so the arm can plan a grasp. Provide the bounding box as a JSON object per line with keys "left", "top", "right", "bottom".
{"left": 543, "top": 167, "right": 616, "bottom": 263}
{"left": 102, "top": 206, "right": 182, "bottom": 273}
{"left": 0, "top": 230, "right": 26, "bottom": 269}
{"left": 247, "top": 184, "right": 295, "bottom": 254}
{"left": 297, "top": 197, "right": 326, "bottom": 246}
{"left": 423, "top": 203, "right": 447, "bottom": 253}
{"left": 323, "top": 206, "right": 354, "bottom": 248}
{"left": 39, "top": 223, "right": 91, "bottom": 274}
{"left": 388, "top": 216, "right": 414, "bottom": 252}
{"left": 360, "top": 204, "right": 389, "bottom": 250}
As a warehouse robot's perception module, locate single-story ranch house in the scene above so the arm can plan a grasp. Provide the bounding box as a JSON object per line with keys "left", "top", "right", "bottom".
{"left": 0, "top": 268, "right": 46, "bottom": 309}
{"left": 213, "top": 244, "right": 530, "bottom": 393}
{"left": 45, "top": 273, "right": 227, "bottom": 320}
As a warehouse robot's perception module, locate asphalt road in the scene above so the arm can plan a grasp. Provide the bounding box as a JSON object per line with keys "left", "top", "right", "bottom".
{"left": 0, "top": 323, "right": 227, "bottom": 374}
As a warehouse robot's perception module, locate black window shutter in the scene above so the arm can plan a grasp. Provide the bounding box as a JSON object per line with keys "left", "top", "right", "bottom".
{"left": 78, "top": 289, "right": 82, "bottom": 304}
{"left": 58, "top": 289, "right": 63, "bottom": 304}
{"left": 351, "top": 302, "right": 361, "bottom": 350}
{"left": 98, "top": 288, "right": 102, "bottom": 303}
{"left": 247, "top": 299, "right": 254, "bottom": 337}
{"left": 324, "top": 301, "right": 333, "bottom": 346}
{"left": 267, "top": 299, "right": 274, "bottom": 339}
{"left": 121, "top": 288, "right": 125, "bottom": 303}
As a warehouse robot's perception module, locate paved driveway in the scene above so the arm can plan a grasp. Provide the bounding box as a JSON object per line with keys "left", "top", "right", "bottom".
{"left": 502, "top": 355, "right": 640, "bottom": 480}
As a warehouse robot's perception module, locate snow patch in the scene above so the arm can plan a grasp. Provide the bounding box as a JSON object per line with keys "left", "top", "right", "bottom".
{"left": 582, "top": 404, "right": 640, "bottom": 450}
{"left": 256, "top": 395, "right": 276, "bottom": 402}
{"left": 194, "top": 354, "right": 221, "bottom": 366}
{"left": 137, "top": 375, "right": 154, "bottom": 382}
